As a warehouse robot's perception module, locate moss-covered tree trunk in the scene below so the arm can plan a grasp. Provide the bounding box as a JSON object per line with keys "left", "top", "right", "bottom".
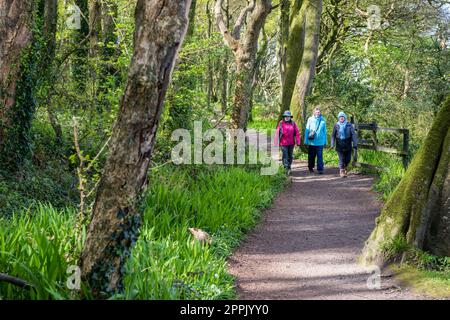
{"left": 278, "top": 0, "right": 290, "bottom": 94}
{"left": 290, "top": 0, "right": 322, "bottom": 131}
{"left": 280, "top": 0, "right": 307, "bottom": 114}
{"left": 79, "top": 0, "right": 191, "bottom": 297}
{"left": 0, "top": 0, "right": 45, "bottom": 170}
{"left": 187, "top": 0, "right": 197, "bottom": 38}
{"left": 362, "top": 96, "right": 450, "bottom": 265}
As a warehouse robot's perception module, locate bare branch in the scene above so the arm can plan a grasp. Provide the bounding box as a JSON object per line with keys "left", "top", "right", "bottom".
{"left": 0, "top": 272, "right": 33, "bottom": 289}
{"left": 215, "top": 0, "right": 239, "bottom": 51}
{"left": 232, "top": 0, "right": 256, "bottom": 39}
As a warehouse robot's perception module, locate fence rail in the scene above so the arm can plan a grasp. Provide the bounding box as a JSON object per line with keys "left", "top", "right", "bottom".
{"left": 350, "top": 120, "right": 410, "bottom": 170}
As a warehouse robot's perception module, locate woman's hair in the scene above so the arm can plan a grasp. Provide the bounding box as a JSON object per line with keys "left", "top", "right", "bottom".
{"left": 313, "top": 107, "right": 321, "bottom": 114}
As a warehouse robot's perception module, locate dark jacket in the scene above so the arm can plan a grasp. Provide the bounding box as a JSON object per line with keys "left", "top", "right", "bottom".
{"left": 330, "top": 122, "right": 358, "bottom": 152}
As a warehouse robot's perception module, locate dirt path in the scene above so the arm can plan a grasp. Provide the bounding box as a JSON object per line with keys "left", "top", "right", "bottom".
{"left": 228, "top": 160, "right": 429, "bottom": 300}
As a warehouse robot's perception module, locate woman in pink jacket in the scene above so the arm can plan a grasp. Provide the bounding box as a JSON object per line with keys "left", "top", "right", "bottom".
{"left": 276, "top": 111, "right": 301, "bottom": 175}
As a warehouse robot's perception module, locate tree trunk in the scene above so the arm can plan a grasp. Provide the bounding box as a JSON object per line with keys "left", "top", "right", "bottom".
{"left": 361, "top": 96, "right": 450, "bottom": 265}
{"left": 206, "top": 0, "right": 214, "bottom": 109}
{"left": 221, "top": 50, "right": 229, "bottom": 115}
{"left": 290, "top": 0, "right": 322, "bottom": 129}
{"left": 0, "top": 0, "right": 45, "bottom": 169}
{"left": 100, "top": 0, "right": 119, "bottom": 92}
{"left": 43, "top": 0, "right": 58, "bottom": 62}
{"left": 249, "top": 27, "right": 269, "bottom": 122}
{"left": 280, "top": 0, "right": 307, "bottom": 114}
{"left": 73, "top": 0, "right": 89, "bottom": 91}
{"left": 187, "top": 0, "right": 197, "bottom": 38}
{"left": 0, "top": 1, "right": 33, "bottom": 148}
{"left": 228, "top": 0, "right": 272, "bottom": 130}
{"left": 278, "top": 0, "right": 290, "bottom": 95}
{"left": 43, "top": 0, "right": 64, "bottom": 145}
{"left": 101, "top": 0, "right": 118, "bottom": 59}
{"left": 79, "top": 0, "right": 191, "bottom": 297}
{"left": 88, "top": 0, "right": 101, "bottom": 57}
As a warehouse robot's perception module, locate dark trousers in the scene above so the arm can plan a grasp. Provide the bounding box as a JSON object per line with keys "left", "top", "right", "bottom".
{"left": 281, "top": 145, "right": 294, "bottom": 170}
{"left": 308, "top": 145, "right": 324, "bottom": 172}
{"left": 337, "top": 150, "right": 352, "bottom": 169}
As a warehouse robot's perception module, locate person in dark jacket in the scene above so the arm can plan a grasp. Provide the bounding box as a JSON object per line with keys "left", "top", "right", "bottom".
{"left": 330, "top": 112, "right": 358, "bottom": 178}
{"left": 275, "top": 111, "right": 301, "bottom": 175}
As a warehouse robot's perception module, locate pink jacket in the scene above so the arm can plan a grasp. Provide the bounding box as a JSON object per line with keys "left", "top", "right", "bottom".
{"left": 275, "top": 120, "right": 301, "bottom": 146}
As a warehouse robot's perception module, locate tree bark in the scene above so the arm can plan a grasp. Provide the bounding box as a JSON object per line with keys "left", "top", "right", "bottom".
{"left": 79, "top": 0, "right": 191, "bottom": 297}
{"left": 290, "top": 0, "right": 322, "bottom": 128}
{"left": 0, "top": 0, "right": 46, "bottom": 169}
{"left": 43, "top": 0, "right": 58, "bottom": 62}
{"left": 278, "top": 0, "right": 290, "bottom": 95}
{"left": 0, "top": 1, "right": 34, "bottom": 148}
{"left": 280, "top": 0, "right": 308, "bottom": 114}
{"left": 362, "top": 96, "right": 450, "bottom": 265}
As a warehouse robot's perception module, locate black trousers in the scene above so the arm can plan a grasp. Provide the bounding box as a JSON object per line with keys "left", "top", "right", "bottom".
{"left": 281, "top": 145, "right": 294, "bottom": 169}
{"left": 337, "top": 150, "right": 352, "bottom": 169}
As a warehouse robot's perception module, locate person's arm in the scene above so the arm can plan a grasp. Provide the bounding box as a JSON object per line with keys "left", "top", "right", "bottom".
{"left": 323, "top": 119, "right": 328, "bottom": 146}
{"left": 304, "top": 118, "right": 310, "bottom": 145}
{"left": 330, "top": 125, "right": 336, "bottom": 148}
{"left": 274, "top": 121, "right": 281, "bottom": 147}
{"left": 294, "top": 122, "right": 301, "bottom": 146}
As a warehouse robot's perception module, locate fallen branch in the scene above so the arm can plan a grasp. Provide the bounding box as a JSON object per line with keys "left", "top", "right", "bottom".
{"left": 0, "top": 272, "right": 33, "bottom": 289}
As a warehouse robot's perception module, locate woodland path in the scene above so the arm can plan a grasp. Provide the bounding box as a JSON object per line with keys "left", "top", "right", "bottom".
{"left": 228, "top": 129, "right": 428, "bottom": 300}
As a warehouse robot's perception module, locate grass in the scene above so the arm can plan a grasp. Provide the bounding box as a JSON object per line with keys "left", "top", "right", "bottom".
{"left": 0, "top": 163, "right": 286, "bottom": 300}
{"left": 391, "top": 264, "right": 450, "bottom": 299}
{"left": 0, "top": 205, "right": 84, "bottom": 300}
{"left": 247, "top": 118, "right": 278, "bottom": 134}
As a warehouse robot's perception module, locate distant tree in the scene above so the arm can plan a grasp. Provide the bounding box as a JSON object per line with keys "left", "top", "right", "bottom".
{"left": 215, "top": 0, "right": 272, "bottom": 129}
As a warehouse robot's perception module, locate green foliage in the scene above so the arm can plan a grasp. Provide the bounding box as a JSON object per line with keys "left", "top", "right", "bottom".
{"left": 0, "top": 205, "right": 84, "bottom": 300}
{"left": 0, "top": 120, "right": 78, "bottom": 217}
{"left": 410, "top": 251, "right": 450, "bottom": 273}
{"left": 380, "top": 234, "right": 409, "bottom": 261}
{"left": 121, "top": 165, "right": 285, "bottom": 299}
{"left": 0, "top": 164, "right": 286, "bottom": 299}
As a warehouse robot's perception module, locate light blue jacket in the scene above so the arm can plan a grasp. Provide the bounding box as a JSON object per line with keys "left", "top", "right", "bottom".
{"left": 304, "top": 116, "right": 327, "bottom": 146}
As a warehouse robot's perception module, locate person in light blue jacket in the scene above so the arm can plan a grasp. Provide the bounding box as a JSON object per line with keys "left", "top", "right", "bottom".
{"left": 304, "top": 107, "right": 327, "bottom": 174}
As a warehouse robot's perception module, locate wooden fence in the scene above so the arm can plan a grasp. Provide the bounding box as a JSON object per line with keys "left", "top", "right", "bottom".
{"left": 350, "top": 119, "right": 410, "bottom": 171}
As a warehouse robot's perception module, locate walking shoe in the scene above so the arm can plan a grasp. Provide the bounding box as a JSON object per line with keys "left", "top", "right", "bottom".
{"left": 318, "top": 171, "right": 324, "bottom": 174}
{"left": 309, "top": 169, "right": 314, "bottom": 174}
{"left": 340, "top": 169, "right": 345, "bottom": 178}
{"left": 344, "top": 169, "right": 348, "bottom": 177}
